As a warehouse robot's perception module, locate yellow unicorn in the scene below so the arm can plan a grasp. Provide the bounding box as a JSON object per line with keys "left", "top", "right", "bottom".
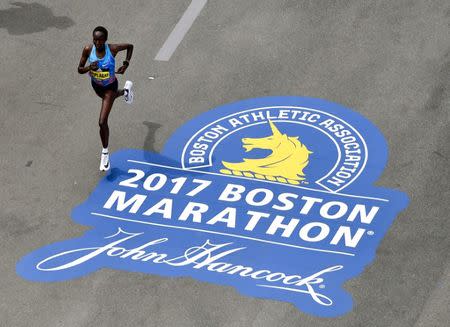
{"left": 220, "top": 120, "right": 312, "bottom": 185}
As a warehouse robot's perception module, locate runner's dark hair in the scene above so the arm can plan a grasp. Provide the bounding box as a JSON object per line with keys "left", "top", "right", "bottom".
{"left": 93, "top": 26, "right": 108, "bottom": 40}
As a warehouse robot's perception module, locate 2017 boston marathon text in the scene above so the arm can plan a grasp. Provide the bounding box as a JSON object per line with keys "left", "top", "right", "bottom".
{"left": 37, "top": 167, "right": 385, "bottom": 306}
{"left": 104, "top": 168, "right": 381, "bottom": 250}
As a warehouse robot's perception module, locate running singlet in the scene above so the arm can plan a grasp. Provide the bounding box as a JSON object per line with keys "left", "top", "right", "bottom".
{"left": 88, "top": 44, "right": 116, "bottom": 86}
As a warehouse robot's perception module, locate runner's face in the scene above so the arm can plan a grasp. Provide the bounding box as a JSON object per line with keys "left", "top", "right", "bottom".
{"left": 93, "top": 31, "right": 106, "bottom": 50}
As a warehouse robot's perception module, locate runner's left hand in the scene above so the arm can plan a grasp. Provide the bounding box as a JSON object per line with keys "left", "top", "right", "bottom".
{"left": 116, "top": 65, "right": 127, "bottom": 74}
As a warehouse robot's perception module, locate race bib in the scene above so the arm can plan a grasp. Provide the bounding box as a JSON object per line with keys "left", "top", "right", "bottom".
{"left": 90, "top": 70, "right": 110, "bottom": 80}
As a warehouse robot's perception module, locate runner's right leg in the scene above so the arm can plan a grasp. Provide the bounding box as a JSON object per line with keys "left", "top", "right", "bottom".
{"left": 98, "top": 91, "right": 116, "bottom": 171}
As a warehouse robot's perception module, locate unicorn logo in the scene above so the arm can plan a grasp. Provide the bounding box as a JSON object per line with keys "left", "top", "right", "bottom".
{"left": 220, "top": 121, "right": 312, "bottom": 185}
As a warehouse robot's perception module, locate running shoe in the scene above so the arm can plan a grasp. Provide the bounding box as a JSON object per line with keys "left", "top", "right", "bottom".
{"left": 124, "top": 80, "right": 134, "bottom": 104}
{"left": 100, "top": 151, "right": 110, "bottom": 171}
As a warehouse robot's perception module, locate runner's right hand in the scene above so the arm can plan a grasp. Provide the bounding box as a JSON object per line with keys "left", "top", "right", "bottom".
{"left": 89, "top": 61, "right": 98, "bottom": 71}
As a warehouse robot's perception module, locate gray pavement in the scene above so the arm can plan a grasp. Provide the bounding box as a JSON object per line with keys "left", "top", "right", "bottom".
{"left": 1, "top": 0, "right": 449, "bottom": 326}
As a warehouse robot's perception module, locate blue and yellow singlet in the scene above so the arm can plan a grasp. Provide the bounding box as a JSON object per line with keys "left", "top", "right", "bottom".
{"left": 88, "top": 44, "right": 116, "bottom": 86}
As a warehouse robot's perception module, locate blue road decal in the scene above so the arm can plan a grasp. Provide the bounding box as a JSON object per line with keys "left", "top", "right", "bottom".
{"left": 17, "top": 97, "right": 409, "bottom": 317}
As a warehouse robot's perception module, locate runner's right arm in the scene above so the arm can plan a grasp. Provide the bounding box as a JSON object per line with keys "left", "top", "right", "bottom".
{"left": 78, "top": 45, "right": 97, "bottom": 74}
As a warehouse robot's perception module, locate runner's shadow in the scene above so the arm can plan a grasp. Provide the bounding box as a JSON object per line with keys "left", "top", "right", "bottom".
{"left": 106, "top": 168, "right": 127, "bottom": 182}
{"left": 143, "top": 121, "right": 162, "bottom": 153}
{"left": 142, "top": 120, "right": 220, "bottom": 175}
{"left": 0, "top": 2, "right": 74, "bottom": 35}
{"left": 142, "top": 121, "right": 185, "bottom": 176}
{"left": 106, "top": 121, "right": 214, "bottom": 181}
{"left": 106, "top": 121, "right": 163, "bottom": 182}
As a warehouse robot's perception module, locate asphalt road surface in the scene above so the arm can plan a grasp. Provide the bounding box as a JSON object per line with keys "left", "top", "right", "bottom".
{"left": 1, "top": 0, "right": 449, "bottom": 326}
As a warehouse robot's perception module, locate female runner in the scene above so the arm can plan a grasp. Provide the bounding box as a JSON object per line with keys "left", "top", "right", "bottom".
{"left": 77, "top": 26, "right": 134, "bottom": 171}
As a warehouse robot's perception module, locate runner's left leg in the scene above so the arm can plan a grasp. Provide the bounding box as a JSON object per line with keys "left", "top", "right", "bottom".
{"left": 113, "top": 82, "right": 133, "bottom": 103}
{"left": 115, "top": 89, "right": 125, "bottom": 98}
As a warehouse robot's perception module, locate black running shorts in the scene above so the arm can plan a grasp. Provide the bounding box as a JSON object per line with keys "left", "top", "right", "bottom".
{"left": 91, "top": 78, "right": 118, "bottom": 98}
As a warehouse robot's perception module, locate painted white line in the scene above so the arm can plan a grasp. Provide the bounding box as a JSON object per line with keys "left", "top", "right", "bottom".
{"left": 127, "top": 159, "right": 390, "bottom": 202}
{"left": 155, "top": 0, "right": 208, "bottom": 61}
{"left": 91, "top": 212, "right": 356, "bottom": 257}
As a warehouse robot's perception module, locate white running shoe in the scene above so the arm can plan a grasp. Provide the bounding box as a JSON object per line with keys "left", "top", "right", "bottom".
{"left": 123, "top": 80, "right": 134, "bottom": 104}
{"left": 100, "top": 152, "right": 110, "bottom": 171}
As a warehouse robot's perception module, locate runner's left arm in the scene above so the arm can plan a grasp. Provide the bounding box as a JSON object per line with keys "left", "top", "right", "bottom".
{"left": 111, "top": 43, "right": 134, "bottom": 74}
